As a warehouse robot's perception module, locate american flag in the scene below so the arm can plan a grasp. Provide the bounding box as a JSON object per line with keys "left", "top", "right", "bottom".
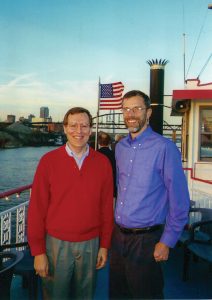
{"left": 99, "top": 81, "right": 124, "bottom": 110}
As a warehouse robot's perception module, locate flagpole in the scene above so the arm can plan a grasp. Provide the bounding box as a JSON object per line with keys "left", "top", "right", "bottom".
{"left": 113, "top": 110, "right": 115, "bottom": 135}
{"left": 95, "top": 77, "right": 100, "bottom": 150}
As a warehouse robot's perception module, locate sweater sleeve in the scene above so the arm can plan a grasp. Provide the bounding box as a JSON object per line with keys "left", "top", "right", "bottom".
{"left": 99, "top": 158, "right": 114, "bottom": 249}
{"left": 27, "top": 156, "right": 50, "bottom": 256}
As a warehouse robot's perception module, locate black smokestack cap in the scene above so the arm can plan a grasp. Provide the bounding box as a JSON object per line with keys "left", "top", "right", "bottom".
{"left": 147, "top": 59, "right": 169, "bottom": 135}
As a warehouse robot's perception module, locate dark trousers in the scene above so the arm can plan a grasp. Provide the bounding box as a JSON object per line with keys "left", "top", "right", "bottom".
{"left": 109, "top": 225, "right": 164, "bottom": 299}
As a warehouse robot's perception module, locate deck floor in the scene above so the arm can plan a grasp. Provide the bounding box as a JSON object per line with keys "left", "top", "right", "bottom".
{"left": 11, "top": 245, "right": 212, "bottom": 299}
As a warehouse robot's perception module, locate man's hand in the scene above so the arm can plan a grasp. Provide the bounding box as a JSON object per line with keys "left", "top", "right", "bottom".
{"left": 154, "top": 242, "right": 169, "bottom": 262}
{"left": 96, "top": 247, "right": 108, "bottom": 269}
{"left": 34, "top": 253, "right": 49, "bottom": 277}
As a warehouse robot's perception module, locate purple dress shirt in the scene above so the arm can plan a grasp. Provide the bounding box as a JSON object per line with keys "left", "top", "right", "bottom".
{"left": 115, "top": 126, "right": 190, "bottom": 248}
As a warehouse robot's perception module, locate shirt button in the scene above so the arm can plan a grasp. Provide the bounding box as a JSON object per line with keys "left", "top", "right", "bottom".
{"left": 123, "top": 187, "right": 126, "bottom": 190}
{"left": 139, "top": 144, "right": 141, "bottom": 146}
{"left": 130, "top": 159, "right": 133, "bottom": 163}
{"left": 128, "top": 174, "right": 130, "bottom": 176}
{"left": 117, "top": 216, "right": 120, "bottom": 219}
{"left": 121, "top": 202, "right": 123, "bottom": 205}
{"left": 133, "top": 146, "right": 136, "bottom": 149}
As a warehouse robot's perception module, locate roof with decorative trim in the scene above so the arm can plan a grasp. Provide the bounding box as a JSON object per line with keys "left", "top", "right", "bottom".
{"left": 171, "top": 79, "right": 212, "bottom": 116}
{"left": 172, "top": 79, "right": 212, "bottom": 100}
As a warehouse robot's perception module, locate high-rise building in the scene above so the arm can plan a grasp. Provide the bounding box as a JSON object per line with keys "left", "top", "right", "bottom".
{"left": 40, "top": 107, "right": 49, "bottom": 118}
{"left": 28, "top": 114, "right": 35, "bottom": 122}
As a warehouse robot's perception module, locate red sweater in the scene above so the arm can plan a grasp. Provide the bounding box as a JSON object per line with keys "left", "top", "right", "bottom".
{"left": 27, "top": 146, "right": 114, "bottom": 256}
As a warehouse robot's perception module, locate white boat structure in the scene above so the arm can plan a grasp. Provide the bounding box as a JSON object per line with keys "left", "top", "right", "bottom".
{"left": 171, "top": 79, "right": 212, "bottom": 203}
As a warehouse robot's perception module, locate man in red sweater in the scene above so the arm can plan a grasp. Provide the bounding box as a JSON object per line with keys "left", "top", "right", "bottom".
{"left": 27, "top": 107, "right": 114, "bottom": 299}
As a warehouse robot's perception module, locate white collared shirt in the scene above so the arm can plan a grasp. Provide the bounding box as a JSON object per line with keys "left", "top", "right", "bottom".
{"left": 65, "top": 143, "right": 89, "bottom": 169}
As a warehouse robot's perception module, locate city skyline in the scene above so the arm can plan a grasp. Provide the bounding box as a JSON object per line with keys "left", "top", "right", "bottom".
{"left": 2, "top": 107, "right": 51, "bottom": 123}
{"left": 0, "top": 0, "right": 212, "bottom": 124}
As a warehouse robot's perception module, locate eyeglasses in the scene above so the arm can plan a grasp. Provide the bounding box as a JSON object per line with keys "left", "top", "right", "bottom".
{"left": 66, "top": 123, "right": 90, "bottom": 132}
{"left": 122, "top": 106, "right": 147, "bottom": 114}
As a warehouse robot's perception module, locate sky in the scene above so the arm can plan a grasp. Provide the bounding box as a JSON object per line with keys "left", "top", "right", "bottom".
{"left": 0, "top": 0, "right": 212, "bottom": 123}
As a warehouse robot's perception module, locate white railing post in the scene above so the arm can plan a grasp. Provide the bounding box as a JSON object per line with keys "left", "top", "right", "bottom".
{"left": 16, "top": 205, "right": 26, "bottom": 244}
{"left": 1, "top": 212, "right": 12, "bottom": 245}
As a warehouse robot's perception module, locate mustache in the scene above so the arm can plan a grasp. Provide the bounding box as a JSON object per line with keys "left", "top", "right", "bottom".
{"left": 125, "top": 117, "right": 140, "bottom": 121}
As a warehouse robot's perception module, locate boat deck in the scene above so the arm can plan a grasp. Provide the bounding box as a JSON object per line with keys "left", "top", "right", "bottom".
{"left": 10, "top": 245, "right": 212, "bottom": 299}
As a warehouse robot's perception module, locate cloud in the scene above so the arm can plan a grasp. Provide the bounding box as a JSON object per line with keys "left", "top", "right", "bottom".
{"left": 0, "top": 73, "right": 100, "bottom": 120}
{"left": 0, "top": 72, "right": 154, "bottom": 122}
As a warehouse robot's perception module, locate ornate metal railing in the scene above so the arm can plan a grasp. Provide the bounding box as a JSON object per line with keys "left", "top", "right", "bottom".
{"left": 0, "top": 185, "right": 32, "bottom": 246}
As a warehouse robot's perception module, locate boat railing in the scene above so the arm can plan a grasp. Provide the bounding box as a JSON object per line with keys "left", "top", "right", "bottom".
{"left": 0, "top": 167, "right": 212, "bottom": 246}
{"left": 0, "top": 185, "right": 32, "bottom": 246}
{"left": 184, "top": 167, "right": 212, "bottom": 223}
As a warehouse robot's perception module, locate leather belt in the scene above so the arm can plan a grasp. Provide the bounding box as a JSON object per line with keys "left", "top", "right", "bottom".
{"left": 117, "top": 224, "right": 162, "bottom": 234}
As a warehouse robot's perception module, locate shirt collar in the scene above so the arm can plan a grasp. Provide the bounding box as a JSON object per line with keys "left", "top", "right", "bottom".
{"left": 126, "top": 126, "right": 153, "bottom": 145}
{"left": 65, "top": 143, "right": 90, "bottom": 159}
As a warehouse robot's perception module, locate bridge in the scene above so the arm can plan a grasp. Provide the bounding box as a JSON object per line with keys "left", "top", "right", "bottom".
{"left": 0, "top": 113, "right": 182, "bottom": 146}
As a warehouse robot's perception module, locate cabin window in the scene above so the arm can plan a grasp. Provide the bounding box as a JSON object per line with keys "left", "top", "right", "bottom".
{"left": 199, "top": 107, "right": 212, "bottom": 161}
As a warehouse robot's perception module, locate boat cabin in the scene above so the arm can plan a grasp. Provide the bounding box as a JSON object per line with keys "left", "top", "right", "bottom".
{"left": 172, "top": 79, "right": 212, "bottom": 193}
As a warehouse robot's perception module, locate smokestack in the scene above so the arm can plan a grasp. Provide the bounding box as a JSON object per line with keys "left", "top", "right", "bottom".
{"left": 147, "top": 59, "right": 168, "bottom": 135}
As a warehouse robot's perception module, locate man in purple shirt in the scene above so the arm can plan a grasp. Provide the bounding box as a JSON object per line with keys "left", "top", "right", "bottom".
{"left": 109, "top": 90, "right": 190, "bottom": 299}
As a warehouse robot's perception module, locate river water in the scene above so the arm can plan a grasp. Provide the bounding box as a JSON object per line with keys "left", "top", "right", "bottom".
{"left": 0, "top": 146, "right": 57, "bottom": 212}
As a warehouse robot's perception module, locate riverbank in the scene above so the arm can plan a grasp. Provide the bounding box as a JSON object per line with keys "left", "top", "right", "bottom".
{"left": 0, "top": 122, "right": 65, "bottom": 148}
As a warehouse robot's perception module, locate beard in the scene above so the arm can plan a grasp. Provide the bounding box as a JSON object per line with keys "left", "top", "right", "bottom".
{"left": 124, "top": 116, "right": 147, "bottom": 134}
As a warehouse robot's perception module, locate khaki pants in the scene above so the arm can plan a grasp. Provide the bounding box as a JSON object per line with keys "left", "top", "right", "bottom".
{"left": 42, "top": 235, "right": 99, "bottom": 300}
